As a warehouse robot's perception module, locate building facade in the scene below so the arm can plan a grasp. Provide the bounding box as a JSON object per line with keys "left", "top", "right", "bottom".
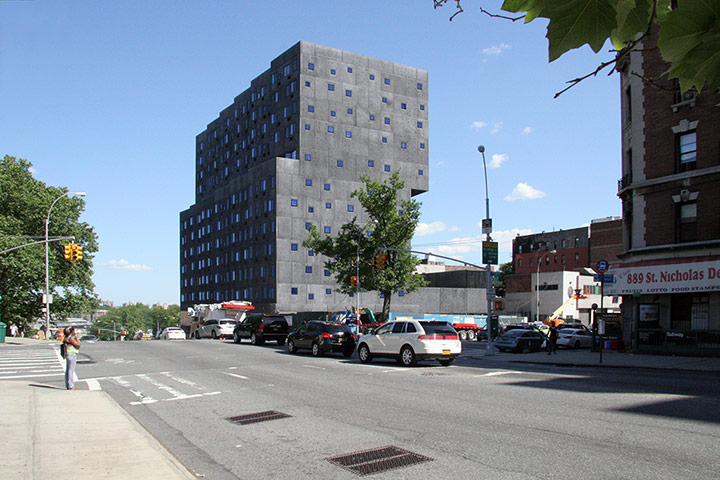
{"left": 512, "top": 227, "right": 590, "bottom": 275}
{"left": 180, "top": 42, "right": 429, "bottom": 313}
{"left": 611, "top": 26, "right": 720, "bottom": 355}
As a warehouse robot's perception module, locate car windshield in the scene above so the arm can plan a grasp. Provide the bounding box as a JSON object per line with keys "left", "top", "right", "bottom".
{"left": 219, "top": 320, "right": 235, "bottom": 325}
{"left": 325, "top": 324, "right": 350, "bottom": 333}
{"left": 419, "top": 322, "right": 456, "bottom": 336}
{"left": 503, "top": 329, "right": 528, "bottom": 337}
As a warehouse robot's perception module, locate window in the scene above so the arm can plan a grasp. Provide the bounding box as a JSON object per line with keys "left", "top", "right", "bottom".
{"left": 305, "top": 153, "right": 311, "bottom": 161}
{"left": 398, "top": 290, "right": 404, "bottom": 297}
{"left": 347, "top": 108, "right": 353, "bottom": 114}
{"left": 328, "top": 125, "right": 334, "bottom": 133}
{"left": 291, "top": 243, "right": 298, "bottom": 251}
{"left": 417, "top": 82, "right": 423, "bottom": 90}
{"left": 308, "top": 105, "right": 314, "bottom": 112}
{"left": 328, "top": 83, "right": 334, "bottom": 91}
{"left": 330, "top": 68, "right": 336, "bottom": 75}
{"left": 291, "top": 287, "right": 298, "bottom": 295}
{"left": 420, "top": 104, "right": 425, "bottom": 110}
{"left": 401, "top": 103, "right": 406, "bottom": 109}
{"left": 368, "top": 160, "right": 374, "bottom": 167}
{"left": 305, "top": 266, "right": 312, "bottom": 273}
{"left": 401, "top": 142, "right": 407, "bottom": 149}
{"left": 330, "top": 110, "right": 336, "bottom": 117}
{"left": 326, "top": 288, "right": 332, "bottom": 294}
{"left": 337, "top": 160, "right": 343, "bottom": 167}
{"left": 418, "top": 169, "right": 423, "bottom": 175}
{"left": 382, "top": 97, "right": 387, "bottom": 103}
{"left": 420, "top": 143, "right": 425, "bottom": 149}
{"left": 305, "top": 222, "right": 311, "bottom": 230}
{"left": 305, "top": 179, "right": 312, "bottom": 186}
{"left": 305, "top": 81, "right": 310, "bottom": 87}
{"left": 324, "top": 183, "right": 330, "bottom": 191}
{"left": 345, "top": 89, "right": 352, "bottom": 97}
{"left": 308, "top": 62, "right": 314, "bottom": 70}
{"left": 678, "top": 131, "right": 697, "bottom": 172}
{"left": 324, "top": 226, "right": 331, "bottom": 234}
{"left": 417, "top": 121, "right": 423, "bottom": 128}
{"left": 384, "top": 164, "right": 391, "bottom": 172}
{"left": 384, "top": 117, "right": 390, "bottom": 125}
{"left": 347, "top": 67, "right": 352, "bottom": 73}
{"left": 369, "top": 114, "right": 375, "bottom": 121}
{"left": 678, "top": 201, "right": 697, "bottom": 242}
{"left": 290, "top": 199, "right": 298, "bottom": 207}
{"left": 369, "top": 74, "right": 375, "bottom": 80}
{"left": 308, "top": 250, "right": 314, "bottom": 256}
{"left": 384, "top": 78, "right": 390, "bottom": 85}
{"left": 382, "top": 137, "right": 387, "bottom": 143}
{"left": 308, "top": 206, "right": 314, "bottom": 213}
{"left": 325, "top": 202, "right": 331, "bottom": 209}
{"left": 348, "top": 204, "right": 354, "bottom": 212}
{"left": 345, "top": 130, "right": 352, "bottom": 138}
{"left": 308, "top": 293, "right": 314, "bottom": 300}
{"left": 324, "top": 269, "right": 330, "bottom": 277}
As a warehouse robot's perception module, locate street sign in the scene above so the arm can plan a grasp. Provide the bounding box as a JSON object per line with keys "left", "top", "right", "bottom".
{"left": 594, "top": 274, "right": 615, "bottom": 283}
{"left": 482, "top": 241, "right": 498, "bottom": 265}
{"left": 596, "top": 259, "right": 609, "bottom": 273}
{"left": 481, "top": 218, "right": 492, "bottom": 234}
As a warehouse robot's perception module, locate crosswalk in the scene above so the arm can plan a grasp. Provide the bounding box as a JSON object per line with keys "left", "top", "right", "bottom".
{"left": 0, "top": 345, "right": 65, "bottom": 380}
{"left": 82, "top": 371, "right": 222, "bottom": 405}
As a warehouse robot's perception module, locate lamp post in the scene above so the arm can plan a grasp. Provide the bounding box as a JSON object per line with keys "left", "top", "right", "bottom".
{"left": 536, "top": 250, "right": 556, "bottom": 323}
{"left": 478, "top": 146, "right": 494, "bottom": 355}
{"left": 45, "top": 191, "right": 86, "bottom": 336}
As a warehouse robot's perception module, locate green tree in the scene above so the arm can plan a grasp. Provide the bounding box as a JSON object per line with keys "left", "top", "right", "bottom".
{"left": 93, "top": 303, "right": 179, "bottom": 340}
{"left": 434, "top": 0, "right": 720, "bottom": 94}
{"left": 304, "top": 172, "right": 427, "bottom": 322}
{"left": 0, "top": 155, "right": 99, "bottom": 327}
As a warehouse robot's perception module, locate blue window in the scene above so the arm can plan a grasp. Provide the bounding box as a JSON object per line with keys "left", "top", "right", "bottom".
{"left": 347, "top": 67, "right": 352, "bottom": 73}
{"left": 349, "top": 293, "right": 355, "bottom": 298}
{"left": 305, "top": 179, "right": 312, "bottom": 186}
{"left": 308, "top": 62, "right": 314, "bottom": 70}
{"left": 401, "top": 142, "right": 407, "bottom": 149}
{"left": 337, "top": 160, "right": 343, "bottom": 167}
{"left": 305, "top": 266, "right": 312, "bottom": 273}
{"left": 324, "top": 269, "right": 331, "bottom": 277}
{"left": 330, "top": 68, "right": 336, "bottom": 75}
{"left": 324, "top": 183, "right": 330, "bottom": 191}
{"left": 291, "top": 287, "right": 298, "bottom": 295}
{"left": 324, "top": 226, "right": 331, "bottom": 234}
{"left": 345, "top": 89, "right": 352, "bottom": 97}
{"left": 328, "top": 83, "right": 334, "bottom": 91}
{"left": 382, "top": 97, "right": 387, "bottom": 103}
{"left": 384, "top": 78, "right": 390, "bottom": 85}
{"left": 382, "top": 137, "right": 387, "bottom": 143}
{"left": 290, "top": 199, "right": 298, "bottom": 207}
{"left": 308, "top": 250, "right": 314, "bottom": 256}
{"left": 305, "top": 81, "right": 310, "bottom": 87}
{"left": 308, "top": 105, "right": 314, "bottom": 112}
{"left": 345, "top": 131, "right": 352, "bottom": 138}
{"left": 347, "top": 108, "right": 353, "bottom": 114}
{"left": 305, "top": 153, "right": 311, "bottom": 161}
{"left": 291, "top": 243, "right": 298, "bottom": 251}
{"left": 347, "top": 204, "right": 354, "bottom": 212}
{"left": 417, "top": 121, "right": 423, "bottom": 128}
{"left": 368, "top": 160, "right": 374, "bottom": 167}
{"left": 305, "top": 222, "right": 311, "bottom": 230}
{"left": 420, "top": 143, "right": 425, "bottom": 149}
{"left": 384, "top": 164, "right": 391, "bottom": 172}
{"left": 417, "top": 83, "right": 423, "bottom": 90}
{"left": 305, "top": 124, "right": 310, "bottom": 130}
{"left": 418, "top": 169, "right": 423, "bottom": 175}
{"left": 325, "top": 202, "right": 332, "bottom": 209}
{"left": 401, "top": 103, "right": 407, "bottom": 110}
{"left": 399, "top": 290, "right": 405, "bottom": 297}
{"left": 384, "top": 117, "right": 390, "bottom": 125}
{"left": 308, "top": 206, "right": 314, "bottom": 213}
{"left": 369, "top": 74, "right": 375, "bottom": 80}
{"left": 420, "top": 104, "right": 425, "bottom": 110}
{"left": 369, "top": 114, "right": 375, "bottom": 121}
{"left": 308, "top": 293, "right": 314, "bottom": 300}
{"left": 326, "top": 288, "right": 332, "bottom": 294}
{"left": 330, "top": 110, "right": 336, "bottom": 117}
{"left": 328, "top": 125, "right": 334, "bottom": 133}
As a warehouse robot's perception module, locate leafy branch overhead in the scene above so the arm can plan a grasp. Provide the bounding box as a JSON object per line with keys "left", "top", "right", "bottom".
{"left": 434, "top": 0, "right": 720, "bottom": 94}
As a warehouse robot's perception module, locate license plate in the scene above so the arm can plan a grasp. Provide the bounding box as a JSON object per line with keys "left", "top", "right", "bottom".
{"left": 338, "top": 338, "right": 344, "bottom": 342}
{"left": 442, "top": 350, "right": 450, "bottom": 355}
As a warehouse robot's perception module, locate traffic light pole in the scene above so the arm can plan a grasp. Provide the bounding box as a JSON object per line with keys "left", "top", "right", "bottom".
{"left": 479, "top": 146, "right": 495, "bottom": 356}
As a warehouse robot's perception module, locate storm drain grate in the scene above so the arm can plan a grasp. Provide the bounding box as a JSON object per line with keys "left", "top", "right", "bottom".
{"left": 327, "top": 446, "right": 433, "bottom": 476}
{"left": 225, "top": 410, "right": 291, "bottom": 425}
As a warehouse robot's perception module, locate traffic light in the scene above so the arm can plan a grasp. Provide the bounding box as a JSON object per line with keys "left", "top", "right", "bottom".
{"left": 75, "top": 245, "right": 83, "bottom": 261}
{"left": 350, "top": 276, "right": 357, "bottom": 288}
{"left": 64, "top": 244, "right": 72, "bottom": 260}
{"left": 373, "top": 254, "right": 387, "bottom": 269}
{"left": 493, "top": 298, "right": 506, "bottom": 311}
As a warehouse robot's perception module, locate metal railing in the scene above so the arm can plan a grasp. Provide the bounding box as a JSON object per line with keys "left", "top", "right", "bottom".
{"left": 637, "top": 328, "right": 720, "bottom": 357}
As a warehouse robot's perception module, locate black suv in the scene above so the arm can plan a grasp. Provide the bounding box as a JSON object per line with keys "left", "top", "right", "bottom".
{"left": 286, "top": 321, "right": 356, "bottom": 357}
{"left": 233, "top": 314, "right": 289, "bottom": 345}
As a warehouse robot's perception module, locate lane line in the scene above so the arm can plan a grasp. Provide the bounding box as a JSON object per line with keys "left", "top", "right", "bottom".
{"left": 223, "top": 372, "right": 249, "bottom": 380}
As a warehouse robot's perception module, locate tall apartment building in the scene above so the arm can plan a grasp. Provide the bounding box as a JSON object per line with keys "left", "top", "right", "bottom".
{"left": 180, "top": 42, "right": 429, "bottom": 313}
{"left": 611, "top": 26, "right": 720, "bottom": 354}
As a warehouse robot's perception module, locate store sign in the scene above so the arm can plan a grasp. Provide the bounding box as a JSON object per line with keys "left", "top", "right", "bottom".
{"left": 605, "top": 258, "right": 720, "bottom": 295}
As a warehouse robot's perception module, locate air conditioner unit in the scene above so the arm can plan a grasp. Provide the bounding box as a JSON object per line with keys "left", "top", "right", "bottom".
{"left": 682, "top": 90, "right": 697, "bottom": 102}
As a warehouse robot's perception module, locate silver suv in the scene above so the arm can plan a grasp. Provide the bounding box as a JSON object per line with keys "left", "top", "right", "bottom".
{"left": 194, "top": 318, "right": 236, "bottom": 339}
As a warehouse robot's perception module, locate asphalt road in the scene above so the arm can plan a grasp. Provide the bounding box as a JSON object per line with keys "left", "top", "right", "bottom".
{"left": 69, "top": 339, "right": 719, "bottom": 479}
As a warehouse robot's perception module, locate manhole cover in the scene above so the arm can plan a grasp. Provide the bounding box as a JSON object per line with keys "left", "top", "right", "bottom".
{"left": 327, "top": 446, "right": 433, "bottom": 476}
{"left": 226, "top": 410, "right": 291, "bottom": 425}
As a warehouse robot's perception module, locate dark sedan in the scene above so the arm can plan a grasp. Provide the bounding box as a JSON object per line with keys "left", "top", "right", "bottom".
{"left": 286, "top": 321, "right": 356, "bottom": 357}
{"left": 495, "top": 329, "right": 546, "bottom": 353}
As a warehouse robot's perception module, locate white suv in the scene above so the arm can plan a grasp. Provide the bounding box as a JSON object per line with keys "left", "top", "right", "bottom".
{"left": 194, "top": 319, "right": 236, "bottom": 339}
{"left": 357, "top": 320, "right": 461, "bottom": 367}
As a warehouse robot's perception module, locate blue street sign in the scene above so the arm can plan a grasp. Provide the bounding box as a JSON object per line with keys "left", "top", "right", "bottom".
{"left": 594, "top": 274, "right": 615, "bottom": 283}
{"left": 596, "top": 260, "right": 609, "bottom": 273}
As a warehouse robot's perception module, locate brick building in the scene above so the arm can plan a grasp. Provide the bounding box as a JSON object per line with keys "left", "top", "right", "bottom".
{"left": 609, "top": 26, "right": 720, "bottom": 355}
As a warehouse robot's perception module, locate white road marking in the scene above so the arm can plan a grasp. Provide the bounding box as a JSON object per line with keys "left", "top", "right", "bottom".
{"left": 86, "top": 378, "right": 101, "bottom": 391}
{"left": 223, "top": 372, "right": 249, "bottom": 380}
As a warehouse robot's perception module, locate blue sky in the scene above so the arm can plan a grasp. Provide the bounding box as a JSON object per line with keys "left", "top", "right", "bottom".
{"left": 1, "top": 1, "right": 621, "bottom": 306}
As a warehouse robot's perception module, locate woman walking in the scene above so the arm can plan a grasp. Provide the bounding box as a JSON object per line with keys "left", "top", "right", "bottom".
{"left": 63, "top": 326, "right": 81, "bottom": 390}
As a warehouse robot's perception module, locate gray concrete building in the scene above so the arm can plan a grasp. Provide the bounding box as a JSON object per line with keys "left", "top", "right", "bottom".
{"left": 180, "top": 41, "right": 429, "bottom": 313}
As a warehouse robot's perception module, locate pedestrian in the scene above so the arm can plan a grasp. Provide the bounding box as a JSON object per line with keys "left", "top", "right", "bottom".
{"left": 9, "top": 323, "right": 18, "bottom": 337}
{"left": 63, "top": 326, "right": 81, "bottom": 390}
{"left": 547, "top": 321, "right": 558, "bottom": 355}
{"left": 17, "top": 322, "right": 24, "bottom": 338}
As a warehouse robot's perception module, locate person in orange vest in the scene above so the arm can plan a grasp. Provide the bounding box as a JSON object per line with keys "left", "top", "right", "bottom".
{"left": 63, "top": 326, "right": 81, "bottom": 390}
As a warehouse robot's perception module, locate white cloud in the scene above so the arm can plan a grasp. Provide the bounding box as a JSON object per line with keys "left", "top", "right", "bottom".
{"left": 106, "top": 259, "right": 152, "bottom": 272}
{"left": 488, "top": 153, "right": 508, "bottom": 169}
{"left": 491, "top": 228, "right": 534, "bottom": 253}
{"left": 505, "top": 183, "right": 546, "bottom": 201}
{"left": 470, "top": 121, "right": 488, "bottom": 129}
{"left": 482, "top": 43, "right": 511, "bottom": 56}
{"left": 415, "top": 221, "right": 447, "bottom": 236}
{"left": 490, "top": 121, "right": 503, "bottom": 135}
{"left": 522, "top": 127, "right": 534, "bottom": 135}
{"left": 436, "top": 161, "right": 446, "bottom": 167}
{"left": 436, "top": 237, "right": 482, "bottom": 256}
{"left": 28, "top": 166, "right": 37, "bottom": 175}
{"left": 450, "top": 225, "right": 461, "bottom": 232}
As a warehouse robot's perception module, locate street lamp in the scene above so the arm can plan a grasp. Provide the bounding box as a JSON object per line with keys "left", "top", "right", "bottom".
{"left": 45, "top": 191, "right": 86, "bottom": 336}
{"left": 478, "top": 145, "right": 494, "bottom": 355}
{"left": 536, "top": 250, "right": 556, "bottom": 323}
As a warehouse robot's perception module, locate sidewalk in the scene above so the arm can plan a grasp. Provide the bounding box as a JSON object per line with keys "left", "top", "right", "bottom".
{"left": 0, "top": 338, "right": 197, "bottom": 480}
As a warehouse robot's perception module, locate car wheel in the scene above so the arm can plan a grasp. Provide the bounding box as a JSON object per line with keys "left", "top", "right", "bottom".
{"left": 342, "top": 347, "right": 354, "bottom": 358}
{"left": 400, "top": 346, "right": 416, "bottom": 367}
{"left": 467, "top": 330, "right": 476, "bottom": 341}
{"left": 195, "top": 331, "right": 200, "bottom": 339}
{"left": 233, "top": 331, "right": 241, "bottom": 344}
{"left": 311, "top": 341, "right": 322, "bottom": 357}
{"left": 521, "top": 345, "right": 530, "bottom": 353}
{"left": 277, "top": 338, "right": 285, "bottom": 346}
{"left": 439, "top": 358, "right": 455, "bottom": 367}
{"left": 250, "top": 332, "right": 259, "bottom": 345}
{"left": 211, "top": 330, "right": 217, "bottom": 340}
{"left": 287, "top": 339, "right": 297, "bottom": 354}
{"left": 574, "top": 340, "right": 581, "bottom": 349}
{"left": 458, "top": 330, "right": 467, "bottom": 341}
{"left": 358, "top": 344, "right": 372, "bottom": 363}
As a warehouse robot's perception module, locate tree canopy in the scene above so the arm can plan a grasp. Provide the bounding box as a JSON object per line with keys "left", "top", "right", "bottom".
{"left": 434, "top": 1, "right": 720, "bottom": 94}
{"left": 0, "top": 155, "right": 99, "bottom": 326}
{"left": 304, "top": 172, "right": 427, "bottom": 321}
{"left": 92, "top": 303, "right": 180, "bottom": 340}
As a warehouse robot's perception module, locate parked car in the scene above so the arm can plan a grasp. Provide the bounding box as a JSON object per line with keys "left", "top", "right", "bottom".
{"left": 557, "top": 322, "right": 590, "bottom": 333}
{"left": 233, "top": 314, "right": 289, "bottom": 345}
{"left": 133, "top": 330, "right": 154, "bottom": 341}
{"left": 495, "top": 329, "right": 546, "bottom": 353}
{"left": 556, "top": 328, "right": 592, "bottom": 349}
{"left": 503, "top": 323, "right": 548, "bottom": 338}
{"left": 194, "top": 319, "right": 236, "bottom": 339}
{"left": 286, "top": 321, "right": 356, "bottom": 357}
{"left": 79, "top": 335, "right": 98, "bottom": 343}
{"left": 357, "top": 320, "right": 461, "bottom": 367}
{"left": 158, "top": 327, "right": 187, "bottom": 340}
